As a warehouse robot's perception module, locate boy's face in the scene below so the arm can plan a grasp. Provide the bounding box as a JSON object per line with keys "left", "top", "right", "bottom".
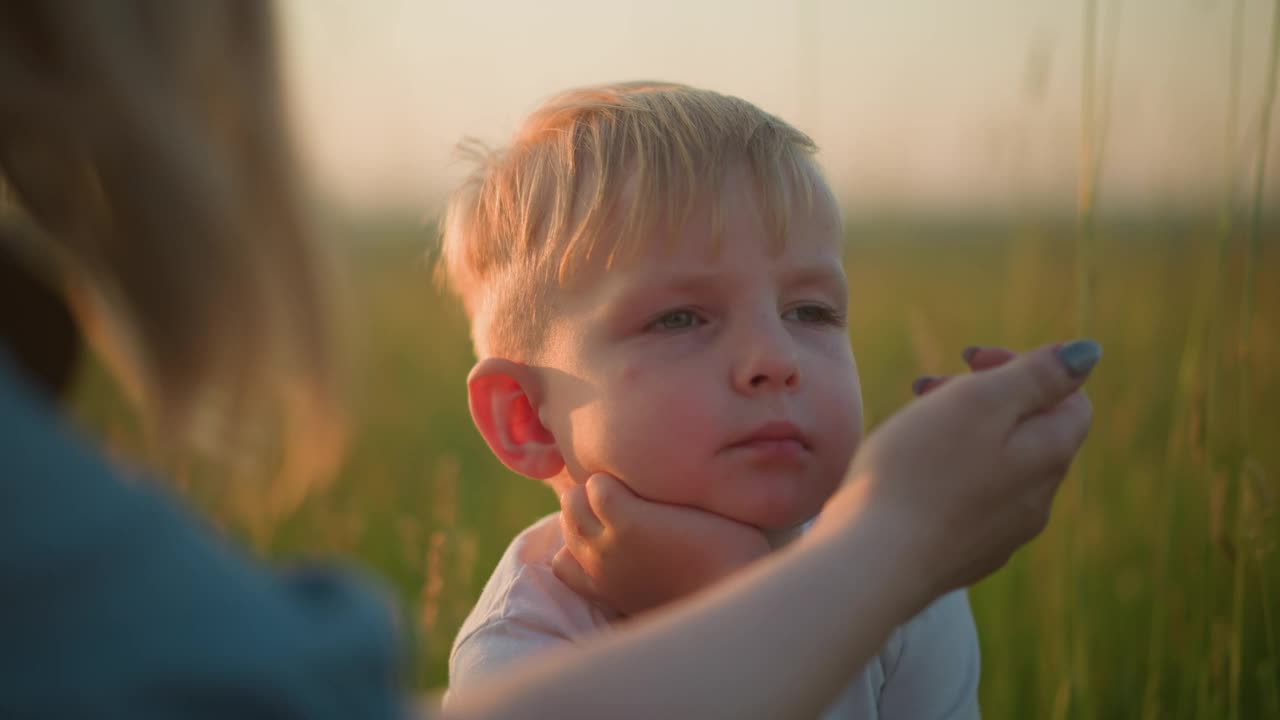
{"left": 534, "top": 163, "right": 862, "bottom": 530}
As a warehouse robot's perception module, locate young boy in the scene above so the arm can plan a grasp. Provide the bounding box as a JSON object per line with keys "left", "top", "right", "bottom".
{"left": 440, "top": 82, "right": 980, "bottom": 717}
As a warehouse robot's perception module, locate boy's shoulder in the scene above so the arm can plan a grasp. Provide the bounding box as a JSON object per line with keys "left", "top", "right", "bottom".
{"left": 448, "top": 513, "right": 616, "bottom": 693}
{"left": 872, "top": 589, "right": 981, "bottom": 718}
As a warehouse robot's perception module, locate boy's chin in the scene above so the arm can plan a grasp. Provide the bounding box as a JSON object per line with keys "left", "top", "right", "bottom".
{"left": 616, "top": 464, "right": 831, "bottom": 530}
{"left": 712, "top": 494, "right": 825, "bottom": 535}
{"left": 712, "top": 475, "right": 833, "bottom": 532}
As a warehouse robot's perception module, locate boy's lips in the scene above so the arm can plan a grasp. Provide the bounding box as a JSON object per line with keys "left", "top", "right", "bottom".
{"left": 723, "top": 421, "right": 811, "bottom": 458}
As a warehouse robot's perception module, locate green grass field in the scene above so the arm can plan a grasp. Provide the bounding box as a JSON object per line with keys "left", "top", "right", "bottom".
{"left": 72, "top": 210, "right": 1278, "bottom": 719}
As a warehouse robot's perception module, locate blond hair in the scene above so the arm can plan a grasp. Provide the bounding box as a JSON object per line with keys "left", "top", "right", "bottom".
{"left": 439, "top": 81, "right": 820, "bottom": 360}
{"left": 0, "top": 1, "right": 342, "bottom": 501}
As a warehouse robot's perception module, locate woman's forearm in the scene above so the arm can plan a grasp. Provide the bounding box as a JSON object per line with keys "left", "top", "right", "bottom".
{"left": 441, "top": 501, "right": 924, "bottom": 720}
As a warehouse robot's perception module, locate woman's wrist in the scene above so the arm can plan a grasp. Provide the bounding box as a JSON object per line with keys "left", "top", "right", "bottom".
{"left": 804, "top": 474, "right": 942, "bottom": 624}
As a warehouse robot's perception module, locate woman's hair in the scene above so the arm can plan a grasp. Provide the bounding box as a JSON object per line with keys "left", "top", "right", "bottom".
{"left": 0, "top": 0, "right": 343, "bottom": 500}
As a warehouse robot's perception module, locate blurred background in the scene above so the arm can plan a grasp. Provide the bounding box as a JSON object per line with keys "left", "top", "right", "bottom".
{"left": 74, "top": 1, "right": 1278, "bottom": 718}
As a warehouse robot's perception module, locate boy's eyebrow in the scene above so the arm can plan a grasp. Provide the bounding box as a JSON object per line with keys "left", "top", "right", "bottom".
{"left": 606, "top": 267, "right": 729, "bottom": 296}
{"left": 779, "top": 262, "right": 849, "bottom": 296}
{"left": 603, "top": 262, "right": 849, "bottom": 307}
{"left": 652, "top": 268, "right": 729, "bottom": 293}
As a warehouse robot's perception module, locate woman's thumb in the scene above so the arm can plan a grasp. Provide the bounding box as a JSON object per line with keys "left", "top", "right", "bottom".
{"left": 972, "top": 340, "right": 1102, "bottom": 418}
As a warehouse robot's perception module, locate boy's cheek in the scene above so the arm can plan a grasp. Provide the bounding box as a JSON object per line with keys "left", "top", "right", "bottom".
{"left": 556, "top": 395, "right": 699, "bottom": 496}
{"left": 823, "top": 385, "right": 862, "bottom": 443}
{"left": 598, "top": 402, "right": 719, "bottom": 505}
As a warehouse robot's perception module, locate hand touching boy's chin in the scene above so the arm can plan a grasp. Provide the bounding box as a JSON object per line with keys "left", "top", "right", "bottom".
{"left": 570, "top": 426, "right": 852, "bottom": 532}
{"left": 550, "top": 440, "right": 850, "bottom": 614}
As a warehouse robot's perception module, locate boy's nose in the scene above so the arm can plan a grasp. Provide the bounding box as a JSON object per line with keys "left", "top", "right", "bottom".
{"left": 745, "top": 365, "right": 799, "bottom": 391}
{"left": 734, "top": 329, "right": 800, "bottom": 394}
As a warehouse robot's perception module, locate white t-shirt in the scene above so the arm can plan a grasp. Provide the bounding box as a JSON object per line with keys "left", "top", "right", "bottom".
{"left": 446, "top": 513, "right": 981, "bottom": 718}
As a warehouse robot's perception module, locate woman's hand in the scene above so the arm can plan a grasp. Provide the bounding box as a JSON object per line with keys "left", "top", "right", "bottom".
{"left": 553, "top": 476, "right": 771, "bottom": 617}
{"left": 912, "top": 345, "right": 1018, "bottom": 396}
{"left": 813, "top": 340, "right": 1098, "bottom": 605}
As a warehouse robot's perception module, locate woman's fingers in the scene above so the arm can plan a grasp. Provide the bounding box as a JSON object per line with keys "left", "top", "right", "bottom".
{"left": 1007, "top": 389, "right": 1094, "bottom": 474}
{"left": 559, "top": 481, "right": 605, "bottom": 540}
{"left": 966, "top": 341, "right": 1101, "bottom": 423}
{"left": 911, "top": 375, "right": 949, "bottom": 396}
{"left": 584, "top": 473, "right": 635, "bottom": 532}
{"left": 962, "top": 346, "right": 1017, "bottom": 371}
{"left": 912, "top": 345, "right": 1020, "bottom": 396}
{"left": 551, "top": 546, "right": 599, "bottom": 600}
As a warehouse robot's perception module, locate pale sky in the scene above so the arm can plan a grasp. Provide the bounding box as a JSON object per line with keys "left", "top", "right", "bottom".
{"left": 279, "top": 0, "right": 1280, "bottom": 214}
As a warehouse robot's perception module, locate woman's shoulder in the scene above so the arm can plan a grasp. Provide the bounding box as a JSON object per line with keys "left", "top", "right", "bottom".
{"left": 0, "top": 350, "right": 406, "bottom": 719}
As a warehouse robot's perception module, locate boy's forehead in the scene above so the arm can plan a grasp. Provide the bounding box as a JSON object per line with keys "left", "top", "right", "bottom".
{"left": 568, "top": 161, "right": 841, "bottom": 279}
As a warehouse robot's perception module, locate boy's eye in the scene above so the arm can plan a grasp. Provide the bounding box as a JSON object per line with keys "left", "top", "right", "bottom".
{"left": 784, "top": 304, "right": 845, "bottom": 326}
{"left": 649, "top": 310, "right": 702, "bottom": 331}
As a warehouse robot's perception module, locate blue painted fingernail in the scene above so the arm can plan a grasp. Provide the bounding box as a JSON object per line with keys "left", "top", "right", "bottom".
{"left": 1055, "top": 339, "right": 1102, "bottom": 378}
{"left": 961, "top": 346, "right": 981, "bottom": 364}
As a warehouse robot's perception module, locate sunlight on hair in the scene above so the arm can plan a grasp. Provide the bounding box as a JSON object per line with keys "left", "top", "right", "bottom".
{"left": 438, "top": 81, "right": 821, "bottom": 360}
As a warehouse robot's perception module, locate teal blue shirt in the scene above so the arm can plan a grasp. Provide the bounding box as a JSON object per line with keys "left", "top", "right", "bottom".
{"left": 0, "top": 350, "right": 405, "bottom": 719}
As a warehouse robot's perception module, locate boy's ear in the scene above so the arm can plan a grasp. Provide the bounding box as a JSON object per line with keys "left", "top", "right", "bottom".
{"left": 467, "top": 357, "right": 564, "bottom": 480}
